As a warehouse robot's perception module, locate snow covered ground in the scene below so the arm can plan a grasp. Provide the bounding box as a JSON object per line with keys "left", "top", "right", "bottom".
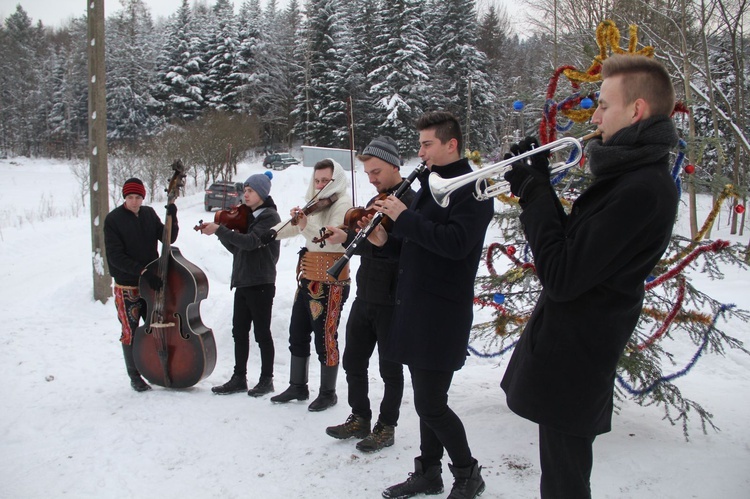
{"left": 1, "top": 156, "right": 748, "bottom": 498}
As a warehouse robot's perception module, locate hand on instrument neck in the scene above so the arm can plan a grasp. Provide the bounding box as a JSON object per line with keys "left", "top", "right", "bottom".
{"left": 290, "top": 208, "right": 308, "bottom": 230}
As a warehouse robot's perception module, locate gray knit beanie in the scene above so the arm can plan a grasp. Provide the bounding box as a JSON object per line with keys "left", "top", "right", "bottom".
{"left": 244, "top": 172, "right": 272, "bottom": 200}
{"left": 361, "top": 136, "right": 402, "bottom": 168}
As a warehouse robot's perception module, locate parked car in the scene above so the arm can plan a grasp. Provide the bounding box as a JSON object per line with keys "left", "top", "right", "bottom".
{"left": 204, "top": 181, "right": 244, "bottom": 212}
{"left": 263, "top": 152, "right": 300, "bottom": 170}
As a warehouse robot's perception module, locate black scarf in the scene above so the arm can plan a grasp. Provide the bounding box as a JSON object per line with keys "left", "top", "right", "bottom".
{"left": 586, "top": 115, "right": 679, "bottom": 179}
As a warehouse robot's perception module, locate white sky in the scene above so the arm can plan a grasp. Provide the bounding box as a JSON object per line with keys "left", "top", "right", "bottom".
{"left": 0, "top": 0, "right": 197, "bottom": 27}
{"left": 1, "top": 0, "right": 523, "bottom": 31}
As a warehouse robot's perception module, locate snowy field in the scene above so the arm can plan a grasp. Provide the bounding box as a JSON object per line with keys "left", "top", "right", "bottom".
{"left": 0, "top": 155, "right": 748, "bottom": 498}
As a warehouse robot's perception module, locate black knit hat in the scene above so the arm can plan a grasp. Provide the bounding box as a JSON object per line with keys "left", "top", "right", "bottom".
{"left": 360, "top": 136, "right": 402, "bottom": 168}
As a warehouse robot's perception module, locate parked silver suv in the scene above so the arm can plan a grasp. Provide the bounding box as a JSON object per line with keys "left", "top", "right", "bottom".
{"left": 204, "top": 181, "right": 244, "bottom": 211}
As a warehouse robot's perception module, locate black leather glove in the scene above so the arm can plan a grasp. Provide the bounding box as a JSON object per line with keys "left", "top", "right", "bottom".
{"left": 142, "top": 269, "right": 163, "bottom": 291}
{"left": 166, "top": 204, "right": 177, "bottom": 217}
{"left": 503, "top": 137, "right": 550, "bottom": 202}
{"left": 260, "top": 229, "right": 277, "bottom": 245}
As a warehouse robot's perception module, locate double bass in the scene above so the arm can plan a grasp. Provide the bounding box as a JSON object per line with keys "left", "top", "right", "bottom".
{"left": 133, "top": 160, "right": 217, "bottom": 388}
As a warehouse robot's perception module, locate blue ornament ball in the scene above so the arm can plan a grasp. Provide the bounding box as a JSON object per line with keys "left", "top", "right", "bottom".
{"left": 493, "top": 293, "right": 506, "bottom": 304}
{"left": 580, "top": 97, "right": 593, "bottom": 109}
{"left": 513, "top": 100, "right": 524, "bottom": 111}
{"left": 264, "top": 170, "right": 273, "bottom": 180}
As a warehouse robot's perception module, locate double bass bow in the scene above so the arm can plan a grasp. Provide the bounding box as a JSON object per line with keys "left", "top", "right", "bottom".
{"left": 133, "top": 160, "right": 217, "bottom": 388}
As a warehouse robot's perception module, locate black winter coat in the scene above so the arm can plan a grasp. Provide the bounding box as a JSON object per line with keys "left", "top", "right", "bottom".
{"left": 104, "top": 204, "right": 178, "bottom": 286}
{"left": 216, "top": 196, "right": 281, "bottom": 289}
{"left": 501, "top": 116, "right": 679, "bottom": 437}
{"left": 346, "top": 180, "right": 416, "bottom": 306}
{"left": 380, "top": 159, "right": 494, "bottom": 371}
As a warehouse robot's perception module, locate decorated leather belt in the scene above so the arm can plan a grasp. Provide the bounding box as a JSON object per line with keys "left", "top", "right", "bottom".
{"left": 114, "top": 283, "right": 139, "bottom": 290}
{"left": 299, "top": 251, "right": 349, "bottom": 283}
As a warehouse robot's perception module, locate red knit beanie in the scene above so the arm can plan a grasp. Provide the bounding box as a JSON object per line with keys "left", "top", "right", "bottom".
{"left": 123, "top": 178, "right": 146, "bottom": 198}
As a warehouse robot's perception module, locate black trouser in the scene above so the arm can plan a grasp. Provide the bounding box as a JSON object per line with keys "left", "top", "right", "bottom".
{"left": 232, "top": 284, "right": 276, "bottom": 378}
{"left": 539, "top": 424, "right": 595, "bottom": 499}
{"left": 409, "top": 366, "right": 473, "bottom": 469}
{"left": 342, "top": 299, "right": 404, "bottom": 425}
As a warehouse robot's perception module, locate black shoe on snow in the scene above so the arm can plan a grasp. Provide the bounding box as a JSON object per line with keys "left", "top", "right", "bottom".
{"left": 382, "top": 458, "right": 443, "bottom": 499}
{"left": 211, "top": 374, "right": 247, "bottom": 395}
{"left": 130, "top": 376, "right": 152, "bottom": 392}
{"left": 308, "top": 390, "right": 337, "bottom": 412}
{"left": 247, "top": 376, "right": 274, "bottom": 397}
{"left": 270, "top": 384, "right": 309, "bottom": 403}
{"left": 326, "top": 414, "right": 370, "bottom": 439}
{"left": 357, "top": 420, "right": 395, "bottom": 452}
{"left": 447, "top": 460, "right": 485, "bottom": 499}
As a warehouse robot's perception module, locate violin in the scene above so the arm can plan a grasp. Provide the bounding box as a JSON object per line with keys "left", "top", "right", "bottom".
{"left": 291, "top": 194, "right": 338, "bottom": 226}
{"left": 312, "top": 193, "right": 391, "bottom": 246}
{"left": 194, "top": 203, "right": 251, "bottom": 233}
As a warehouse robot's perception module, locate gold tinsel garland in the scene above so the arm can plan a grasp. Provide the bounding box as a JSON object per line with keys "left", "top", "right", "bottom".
{"left": 660, "top": 184, "right": 740, "bottom": 266}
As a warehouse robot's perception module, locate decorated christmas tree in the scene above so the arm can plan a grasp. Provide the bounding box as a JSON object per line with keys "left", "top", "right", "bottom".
{"left": 470, "top": 20, "right": 749, "bottom": 437}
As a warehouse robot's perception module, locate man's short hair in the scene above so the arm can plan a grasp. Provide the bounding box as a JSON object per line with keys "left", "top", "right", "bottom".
{"left": 601, "top": 55, "right": 676, "bottom": 117}
{"left": 416, "top": 111, "right": 463, "bottom": 154}
{"left": 314, "top": 158, "right": 334, "bottom": 171}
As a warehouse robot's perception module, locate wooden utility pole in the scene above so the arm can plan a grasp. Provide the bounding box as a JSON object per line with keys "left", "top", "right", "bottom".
{"left": 88, "top": 0, "right": 112, "bottom": 303}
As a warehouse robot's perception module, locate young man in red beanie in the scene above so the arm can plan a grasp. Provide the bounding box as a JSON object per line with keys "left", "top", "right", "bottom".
{"left": 104, "top": 178, "right": 179, "bottom": 392}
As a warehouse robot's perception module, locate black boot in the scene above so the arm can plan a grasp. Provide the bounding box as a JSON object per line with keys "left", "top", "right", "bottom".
{"left": 447, "top": 459, "right": 485, "bottom": 499}
{"left": 308, "top": 363, "right": 338, "bottom": 412}
{"left": 211, "top": 374, "right": 248, "bottom": 395}
{"left": 271, "top": 356, "right": 309, "bottom": 403}
{"left": 122, "top": 344, "right": 151, "bottom": 392}
{"left": 382, "top": 457, "right": 444, "bottom": 499}
{"left": 247, "top": 375, "right": 274, "bottom": 397}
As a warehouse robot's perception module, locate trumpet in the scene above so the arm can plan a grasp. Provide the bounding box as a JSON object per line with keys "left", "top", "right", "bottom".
{"left": 429, "top": 131, "right": 602, "bottom": 207}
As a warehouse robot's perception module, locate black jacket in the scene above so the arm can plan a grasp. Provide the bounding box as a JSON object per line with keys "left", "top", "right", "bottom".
{"left": 380, "top": 159, "right": 494, "bottom": 371}
{"left": 345, "top": 180, "right": 416, "bottom": 306}
{"left": 104, "top": 204, "right": 179, "bottom": 286}
{"left": 501, "top": 116, "right": 680, "bottom": 437}
{"left": 215, "top": 196, "right": 281, "bottom": 289}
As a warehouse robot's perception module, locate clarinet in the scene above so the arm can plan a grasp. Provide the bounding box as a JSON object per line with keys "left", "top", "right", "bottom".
{"left": 327, "top": 162, "right": 427, "bottom": 279}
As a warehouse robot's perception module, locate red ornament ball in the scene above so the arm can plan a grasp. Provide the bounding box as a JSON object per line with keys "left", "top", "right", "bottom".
{"left": 684, "top": 164, "right": 695, "bottom": 174}
{"left": 736, "top": 204, "right": 746, "bottom": 214}
{"left": 506, "top": 245, "right": 517, "bottom": 256}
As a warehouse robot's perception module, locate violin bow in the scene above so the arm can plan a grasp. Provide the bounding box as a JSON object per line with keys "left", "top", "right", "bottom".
{"left": 274, "top": 178, "right": 336, "bottom": 234}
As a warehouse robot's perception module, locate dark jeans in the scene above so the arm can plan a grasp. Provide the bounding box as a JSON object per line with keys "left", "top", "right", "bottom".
{"left": 342, "top": 299, "right": 404, "bottom": 425}
{"left": 409, "top": 366, "right": 473, "bottom": 469}
{"left": 539, "top": 425, "right": 595, "bottom": 499}
{"left": 288, "top": 279, "right": 349, "bottom": 365}
{"left": 232, "top": 284, "right": 276, "bottom": 378}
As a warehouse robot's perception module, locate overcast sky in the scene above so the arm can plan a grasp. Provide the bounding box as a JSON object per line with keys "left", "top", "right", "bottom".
{"left": 0, "top": 0, "right": 192, "bottom": 27}
{"left": 2, "top": 0, "right": 523, "bottom": 37}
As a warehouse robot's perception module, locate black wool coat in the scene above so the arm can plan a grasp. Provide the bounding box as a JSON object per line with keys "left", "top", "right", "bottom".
{"left": 501, "top": 123, "right": 679, "bottom": 437}
{"left": 104, "top": 204, "right": 178, "bottom": 287}
{"left": 380, "top": 159, "right": 494, "bottom": 372}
